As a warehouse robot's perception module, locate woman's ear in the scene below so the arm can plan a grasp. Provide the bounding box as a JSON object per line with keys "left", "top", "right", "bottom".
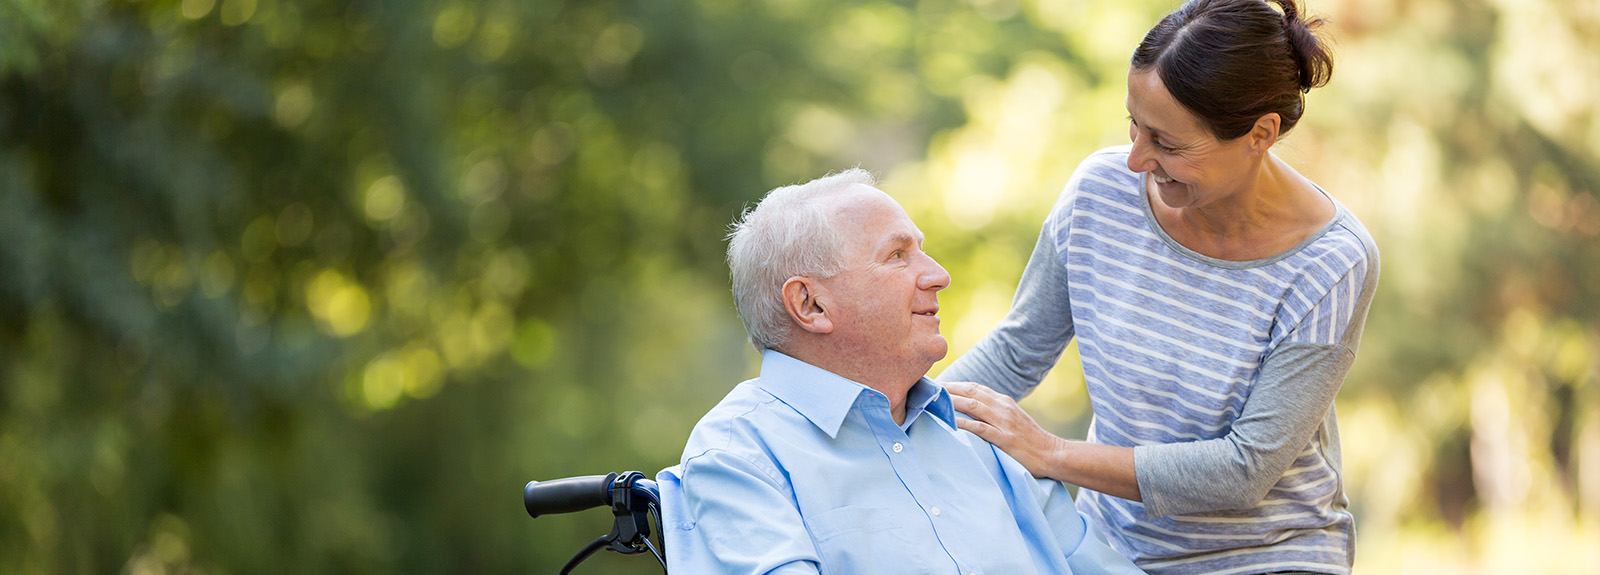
{"left": 782, "top": 276, "right": 833, "bottom": 335}
{"left": 1248, "top": 113, "right": 1281, "bottom": 155}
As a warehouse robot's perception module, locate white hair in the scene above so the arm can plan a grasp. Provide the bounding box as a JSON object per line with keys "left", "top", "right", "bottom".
{"left": 727, "top": 168, "right": 876, "bottom": 351}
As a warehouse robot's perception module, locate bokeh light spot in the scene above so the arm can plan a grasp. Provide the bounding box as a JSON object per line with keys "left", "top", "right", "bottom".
{"left": 219, "top": 0, "right": 258, "bottom": 26}
{"left": 433, "top": 4, "right": 477, "bottom": 49}
{"left": 274, "top": 83, "right": 314, "bottom": 128}
{"left": 531, "top": 123, "right": 574, "bottom": 165}
{"left": 240, "top": 216, "right": 277, "bottom": 262}
{"left": 364, "top": 176, "right": 406, "bottom": 223}
{"left": 362, "top": 353, "right": 406, "bottom": 410}
{"left": 592, "top": 23, "right": 643, "bottom": 65}
{"left": 512, "top": 318, "right": 556, "bottom": 368}
{"left": 181, "top": 0, "right": 216, "bottom": 20}
{"left": 401, "top": 345, "right": 445, "bottom": 399}
{"left": 787, "top": 105, "right": 854, "bottom": 155}
{"left": 201, "top": 251, "right": 235, "bottom": 298}
{"left": 307, "top": 269, "right": 372, "bottom": 337}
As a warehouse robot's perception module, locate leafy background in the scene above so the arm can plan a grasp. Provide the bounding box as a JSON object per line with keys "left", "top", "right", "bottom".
{"left": 1, "top": 0, "right": 1596, "bottom": 573}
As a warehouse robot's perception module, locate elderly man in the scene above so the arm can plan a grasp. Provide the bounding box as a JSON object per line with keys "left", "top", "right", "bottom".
{"left": 657, "top": 170, "right": 1142, "bottom": 574}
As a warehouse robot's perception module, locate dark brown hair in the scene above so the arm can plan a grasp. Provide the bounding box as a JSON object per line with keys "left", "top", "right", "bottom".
{"left": 1130, "top": 0, "right": 1333, "bottom": 140}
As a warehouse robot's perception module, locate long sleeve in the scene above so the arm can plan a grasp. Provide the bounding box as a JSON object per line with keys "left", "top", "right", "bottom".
{"left": 1133, "top": 259, "right": 1374, "bottom": 517}
{"left": 939, "top": 223, "right": 1075, "bottom": 400}
{"left": 660, "top": 451, "right": 821, "bottom": 574}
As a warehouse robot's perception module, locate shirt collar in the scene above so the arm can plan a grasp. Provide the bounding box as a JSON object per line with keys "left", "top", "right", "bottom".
{"left": 756, "top": 349, "right": 956, "bottom": 438}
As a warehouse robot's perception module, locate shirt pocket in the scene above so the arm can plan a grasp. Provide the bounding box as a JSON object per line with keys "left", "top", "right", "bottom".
{"left": 804, "top": 506, "right": 926, "bottom": 574}
{"left": 804, "top": 505, "right": 900, "bottom": 542}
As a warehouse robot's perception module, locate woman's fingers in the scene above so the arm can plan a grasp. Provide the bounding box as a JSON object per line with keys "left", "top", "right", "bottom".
{"left": 947, "top": 381, "right": 1001, "bottom": 402}
{"left": 953, "top": 398, "right": 1026, "bottom": 452}
{"left": 949, "top": 384, "right": 1024, "bottom": 420}
{"left": 949, "top": 384, "right": 1028, "bottom": 429}
{"left": 947, "top": 383, "right": 1064, "bottom": 478}
{"left": 954, "top": 418, "right": 996, "bottom": 442}
{"left": 950, "top": 394, "right": 992, "bottom": 421}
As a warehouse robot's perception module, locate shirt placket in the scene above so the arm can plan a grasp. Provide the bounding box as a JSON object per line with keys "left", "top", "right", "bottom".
{"left": 861, "top": 395, "right": 987, "bottom": 575}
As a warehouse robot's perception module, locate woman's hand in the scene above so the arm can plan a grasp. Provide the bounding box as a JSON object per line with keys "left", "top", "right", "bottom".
{"left": 946, "top": 381, "right": 1142, "bottom": 500}
{"left": 946, "top": 382, "right": 1068, "bottom": 479}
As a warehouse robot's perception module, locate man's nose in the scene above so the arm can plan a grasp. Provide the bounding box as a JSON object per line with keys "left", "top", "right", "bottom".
{"left": 919, "top": 255, "right": 951, "bottom": 292}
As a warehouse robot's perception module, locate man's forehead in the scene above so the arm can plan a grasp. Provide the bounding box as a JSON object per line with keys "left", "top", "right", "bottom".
{"left": 825, "top": 192, "right": 920, "bottom": 248}
{"left": 834, "top": 183, "right": 906, "bottom": 210}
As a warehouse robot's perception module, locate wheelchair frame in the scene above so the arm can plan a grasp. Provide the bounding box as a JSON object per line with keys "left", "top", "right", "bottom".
{"left": 523, "top": 471, "right": 666, "bottom": 574}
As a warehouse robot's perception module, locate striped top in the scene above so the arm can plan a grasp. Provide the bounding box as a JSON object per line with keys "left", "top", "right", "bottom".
{"left": 940, "top": 146, "right": 1380, "bottom": 575}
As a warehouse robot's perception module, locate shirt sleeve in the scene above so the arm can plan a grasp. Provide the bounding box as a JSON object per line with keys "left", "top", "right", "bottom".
{"left": 937, "top": 222, "right": 1076, "bottom": 400}
{"left": 1133, "top": 261, "right": 1372, "bottom": 517}
{"left": 1038, "top": 480, "right": 1148, "bottom": 575}
{"left": 666, "top": 449, "right": 821, "bottom": 574}
{"left": 980, "top": 439, "right": 1145, "bottom": 574}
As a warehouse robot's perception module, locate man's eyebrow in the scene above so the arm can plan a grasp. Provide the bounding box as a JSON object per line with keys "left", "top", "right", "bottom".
{"left": 880, "top": 232, "right": 918, "bottom": 251}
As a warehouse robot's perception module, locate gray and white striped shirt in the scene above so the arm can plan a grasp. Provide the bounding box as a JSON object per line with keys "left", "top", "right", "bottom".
{"left": 940, "top": 146, "right": 1379, "bottom": 575}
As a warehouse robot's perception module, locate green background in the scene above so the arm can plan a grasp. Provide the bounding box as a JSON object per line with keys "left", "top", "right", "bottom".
{"left": 2, "top": 0, "right": 1597, "bottom": 573}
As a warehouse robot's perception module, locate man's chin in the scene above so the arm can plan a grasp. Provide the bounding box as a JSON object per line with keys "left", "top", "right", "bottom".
{"left": 922, "top": 338, "right": 949, "bottom": 364}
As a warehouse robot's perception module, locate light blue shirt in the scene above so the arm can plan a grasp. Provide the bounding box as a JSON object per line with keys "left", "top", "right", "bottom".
{"left": 657, "top": 350, "right": 1143, "bottom": 575}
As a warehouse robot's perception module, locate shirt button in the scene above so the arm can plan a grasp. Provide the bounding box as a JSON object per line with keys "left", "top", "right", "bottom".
{"left": 930, "top": 506, "right": 942, "bottom": 516}
{"left": 892, "top": 442, "right": 903, "bottom": 453}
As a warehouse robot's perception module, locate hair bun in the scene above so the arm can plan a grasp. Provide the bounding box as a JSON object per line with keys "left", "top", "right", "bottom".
{"left": 1130, "top": 0, "right": 1336, "bottom": 138}
{"left": 1272, "top": 0, "right": 1332, "bottom": 92}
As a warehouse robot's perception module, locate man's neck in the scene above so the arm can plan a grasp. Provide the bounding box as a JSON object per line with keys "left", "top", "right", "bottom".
{"left": 778, "top": 345, "right": 923, "bottom": 426}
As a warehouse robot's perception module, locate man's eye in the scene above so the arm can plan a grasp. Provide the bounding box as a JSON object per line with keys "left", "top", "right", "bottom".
{"left": 891, "top": 250, "right": 904, "bottom": 259}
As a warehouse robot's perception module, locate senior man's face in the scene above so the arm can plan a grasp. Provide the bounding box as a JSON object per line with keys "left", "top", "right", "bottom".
{"left": 820, "top": 186, "right": 952, "bottom": 371}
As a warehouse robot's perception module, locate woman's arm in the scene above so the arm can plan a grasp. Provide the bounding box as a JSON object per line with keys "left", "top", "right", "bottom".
{"left": 937, "top": 224, "right": 1076, "bottom": 400}
{"left": 950, "top": 343, "right": 1354, "bottom": 510}
{"left": 1137, "top": 246, "right": 1377, "bottom": 516}
{"left": 1133, "top": 342, "right": 1351, "bottom": 516}
{"left": 953, "top": 254, "right": 1376, "bottom": 514}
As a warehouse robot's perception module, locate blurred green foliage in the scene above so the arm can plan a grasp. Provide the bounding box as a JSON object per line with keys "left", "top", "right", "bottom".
{"left": 1, "top": 0, "right": 1596, "bottom": 574}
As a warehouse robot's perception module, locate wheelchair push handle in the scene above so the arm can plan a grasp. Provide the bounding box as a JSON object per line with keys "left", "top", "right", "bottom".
{"left": 524, "top": 471, "right": 667, "bottom": 573}
{"left": 524, "top": 473, "right": 616, "bottom": 518}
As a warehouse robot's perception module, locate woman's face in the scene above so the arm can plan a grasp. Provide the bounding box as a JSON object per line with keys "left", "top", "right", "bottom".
{"left": 1124, "top": 68, "right": 1259, "bottom": 210}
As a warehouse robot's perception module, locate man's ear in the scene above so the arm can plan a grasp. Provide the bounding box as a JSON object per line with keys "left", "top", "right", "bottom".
{"left": 1247, "top": 113, "right": 1281, "bottom": 155}
{"left": 782, "top": 276, "right": 833, "bottom": 335}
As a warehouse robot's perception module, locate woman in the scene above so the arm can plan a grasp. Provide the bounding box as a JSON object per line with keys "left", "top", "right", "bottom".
{"left": 940, "top": 1, "right": 1378, "bottom": 574}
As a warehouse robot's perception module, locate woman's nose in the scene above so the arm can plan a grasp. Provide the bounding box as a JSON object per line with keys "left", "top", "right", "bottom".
{"left": 1127, "top": 136, "right": 1157, "bottom": 173}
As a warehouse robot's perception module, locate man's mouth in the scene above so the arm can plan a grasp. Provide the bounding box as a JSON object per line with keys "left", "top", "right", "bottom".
{"left": 914, "top": 306, "right": 939, "bottom": 317}
{"left": 1153, "top": 173, "right": 1176, "bottom": 184}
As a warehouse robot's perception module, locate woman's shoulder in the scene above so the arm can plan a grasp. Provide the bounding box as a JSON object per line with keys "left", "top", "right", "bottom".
{"left": 1056, "top": 146, "right": 1141, "bottom": 207}
{"left": 1047, "top": 146, "right": 1145, "bottom": 235}
{"left": 1275, "top": 200, "right": 1380, "bottom": 299}
{"left": 1314, "top": 199, "right": 1381, "bottom": 272}
{"left": 1073, "top": 145, "right": 1138, "bottom": 182}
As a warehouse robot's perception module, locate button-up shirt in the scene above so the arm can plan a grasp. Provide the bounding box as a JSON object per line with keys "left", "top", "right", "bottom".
{"left": 657, "top": 350, "right": 1143, "bottom": 574}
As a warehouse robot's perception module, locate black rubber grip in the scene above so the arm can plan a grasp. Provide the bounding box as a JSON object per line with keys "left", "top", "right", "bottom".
{"left": 524, "top": 473, "right": 615, "bottom": 518}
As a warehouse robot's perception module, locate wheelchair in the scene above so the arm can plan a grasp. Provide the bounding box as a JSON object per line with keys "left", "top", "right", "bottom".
{"left": 524, "top": 471, "right": 667, "bottom": 574}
